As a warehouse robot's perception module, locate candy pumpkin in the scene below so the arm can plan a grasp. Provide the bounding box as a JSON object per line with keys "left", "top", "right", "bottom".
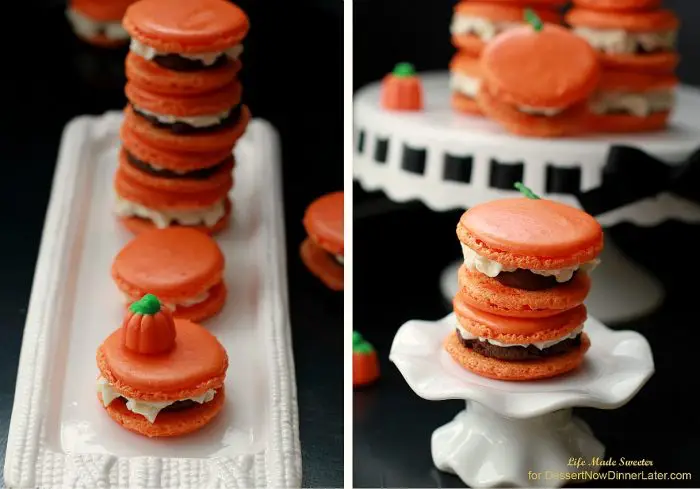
{"left": 381, "top": 62, "right": 423, "bottom": 111}
{"left": 122, "top": 294, "right": 176, "bottom": 355}
{"left": 353, "top": 331, "right": 380, "bottom": 387}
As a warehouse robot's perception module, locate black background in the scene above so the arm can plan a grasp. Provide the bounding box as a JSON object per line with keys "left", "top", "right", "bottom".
{"left": 0, "top": 0, "right": 343, "bottom": 488}
{"left": 353, "top": 1, "right": 700, "bottom": 487}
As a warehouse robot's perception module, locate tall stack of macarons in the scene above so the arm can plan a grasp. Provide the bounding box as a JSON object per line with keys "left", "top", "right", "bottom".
{"left": 446, "top": 184, "right": 604, "bottom": 381}
{"left": 449, "top": 0, "right": 566, "bottom": 116}
{"left": 566, "top": 0, "right": 679, "bottom": 132}
{"left": 115, "top": 0, "right": 251, "bottom": 235}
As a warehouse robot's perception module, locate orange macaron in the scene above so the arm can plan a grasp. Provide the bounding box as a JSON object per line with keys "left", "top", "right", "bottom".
{"left": 112, "top": 228, "right": 226, "bottom": 321}
{"left": 301, "top": 191, "right": 344, "bottom": 291}
{"left": 97, "top": 294, "right": 228, "bottom": 437}
{"left": 566, "top": 8, "right": 679, "bottom": 74}
{"left": 447, "top": 298, "right": 590, "bottom": 381}
{"left": 451, "top": 2, "right": 562, "bottom": 56}
{"left": 588, "top": 70, "right": 677, "bottom": 133}
{"left": 66, "top": 0, "right": 134, "bottom": 47}
{"left": 450, "top": 52, "right": 483, "bottom": 116}
{"left": 456, "top": 196, "right": 603, "bottom": 317}
{"left": 126, "top": 51, "right": 242, "bottom": 96}
{"left": 478, "top": 20, "right": 601, "bottom": 137}
{"left": 573, "top": 0, "right": 661, "bottom": 10}
{"left": 123, "top": 0, "right": 249, "bottom": 72}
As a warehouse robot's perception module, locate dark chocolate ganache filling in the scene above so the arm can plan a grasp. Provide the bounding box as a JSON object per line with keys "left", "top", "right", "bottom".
{"left": 457, "top": 329, "right": 581, "bottom": 361}
{"left": 153, "top": 53, "right": 229, "bottom": 72}
{"left": 116, "top": 397, "right": 201, "bottom": 413}
{"left": 134, "top": 104, "right": 242, "bottom": 135}
{"left": 494, "top": 269, "right": 577, "bottom": 291}
{"left": 125, "top": 150, "right": 229, "bottom": 180}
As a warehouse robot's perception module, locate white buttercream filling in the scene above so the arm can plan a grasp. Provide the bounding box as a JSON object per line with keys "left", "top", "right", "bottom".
{"left": 97, "top": 377, "right": 216, "bottom": 423}
{"left": 134, "top": 105, "right": 233, "bottom": 129}
{"left": 590, "top": 89, "right": 675, "bottom": 117}
{"left": 121, "top": 291, "right": 210, "bottom": 311}
{"left": 573, "top": 27, "right": 677, "bottom": 54}
{"left": 461, "top": 243, "right": 599, "bottom": 283}
{"left": 114, "top": 196, "right": 226, "bottom": 229}
{"left": 450, "top": 73, "right": 481, "bottom": 98}
{"left": 130, "top": 38, "right": 244, "bottom": 65}
{"left": 65, "top": 8, "right": 130, "bottom": 40}
{"left": 518, "top": 105, "right": 565, "bottom": 117}
{"left": 456, "top": 323, "right": 584, "bottom": 350}
{"left": 335, "top": 254, "right": 344, "bottom": 265}
{"left": 450, "top": 15, "right": 522, "bottom": 41}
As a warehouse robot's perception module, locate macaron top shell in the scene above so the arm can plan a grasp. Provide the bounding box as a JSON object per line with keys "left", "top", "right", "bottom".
{"left": 99, "top": 318, "right": 227, "bottom": 397}
{"left": 303, "top": 192, "right": 344, "bottom": 255}
{"left": 459, "top": 198, "right": 603, "bottom": 264}
{"left": 476, "top": 0, "right": 567, "bottom": 5}
{"left": 454, "top": 2, "right": 561, "bottom": 24}
{"left": 573, "top": 0, "right": 661, "bottom": 11}
{"left": 123, "top": 0, "right": 249, "bottom": 53}
{"left": 482, "top": 24, "right": 601, "bottom": 108}
{"left": 112, "top": 228, "right": 225, "bottom": 298}
{"left": 598, "top": 70, "right": 678, "bottom": 91}
{"left": 566, "top": 8, "right": 679, "bottom": 32}
{"left": 450, "top": 52, "right": 482, "bottom": 77}
{"left": 70, "top": 0, "right": 135, "bottom": 21}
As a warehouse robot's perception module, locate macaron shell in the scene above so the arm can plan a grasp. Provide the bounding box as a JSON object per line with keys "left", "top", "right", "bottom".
{"left": 566, "top": 8, "right": 679, "bottom": 32}
{"left": 124, "top": 104, "right": 250, "bottom": 153}
{"left": 70, "top": 0, "right": 136, "bottom": 21}
{"left": 588, "top": 111, "right": 670, "bottom": 133}
{"left": 450, "top": 52, "right": 482, "bottom": 77}
{"left": 115, "top": 162, "right": 232, "bottom": 209}
{"left": 458, "top": 266, "right": 591, "bottom": 318}
{"left": 573, "top": 0, "right": 661, "bottom": 11}
{"left": 303, "top": 192, "right": 344, "bottom": 255}
{"left": 172, "top": 281, "right": 227, "bottom": 322}
{"left": 451, "top": 35, "right": 486, "bottom": 56}
{"left": 445, "top": 330, "right": 590, "bottom": 381}
{"left": 119, "top": 199, "right": 232, "bottom": 236}
{"left": 99, "top": 387, "right": 225, "bottom": 437}
{"left": 477, "top": 85, "right": 589, "bottom": 137}
{"left": 597, "top": 70, "right": 677, "bottom": 91}
{"left": 479, "top": 0, "right": 567, "bottom": 5}
{"left": 112, "top": 227, "right": 224, "bottom": 302}
{"left": 452, "top": 92, "right": 483, "bottom": 115}
{"left": 300, "top": 238, "right": 344, "bottom": 291}
{"left": 598, "top": 52, "right": 679, "bottom": 74}
{"left": 482, "top": 24, "right": 600, "bottom": 108}
{"left": 126, "top": 51, "right": 242, "bottom": 96}
{"left": 121, "top": 124, "right": 232, "bottom": 171}
{"left": 98, "top": 319, "right": 227, "bottom": 397}
{"left": 126, "top": 80, "right": 242, "bottom": 117}
{"left": 454, "top": 297, "right": 587, "bottom": 343}
{"left": 458, "top": 197, "right": 603, "bottom": 267}
{"left": 119, "top": 150, "right": 234, "bottom": 193}
{"left": 123, "top": 0, "right": 249, "bottom": 53}
{"left": 454, "top": 2, "right": 562, "bottom": 23}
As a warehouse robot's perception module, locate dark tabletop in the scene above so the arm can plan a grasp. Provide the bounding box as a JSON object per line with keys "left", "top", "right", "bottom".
{"left": 0, "top": 1, "right": 343, "bottom": 488}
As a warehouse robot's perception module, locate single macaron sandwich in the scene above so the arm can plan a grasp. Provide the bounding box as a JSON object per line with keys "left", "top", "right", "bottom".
{"left": 450, "top": 2, "right": 562, "bottom": 56}
{"left": 446, "top": 298, "right": 590, "bottom": 381}
{"left": 123, "top": 0, "right": 249, "bottom": 72}
{"left": 301, "top": 191, "right": 344, "bottom": 291}
{"left": 588, "top": 70, "right": 677, "bottom": 133}
{"left": 97, "top": 294, "right": 228, "bottom": 437}
{"left": 66, "top": 0, "right": 134, "bottom": 48}
{"left": 566, "top": 7, "right": 679, "bottom": 74}
{"left": 478, "top": 10, "right": 601, "bottom": 137}
{"left": 112, "top": 228, "right": 226, "bottom": 322}
{"left": 449, "top": 52, "right": 483, "bottom": 115}
{"left": 456, "top": 184, "right": 603, "bottom": 318}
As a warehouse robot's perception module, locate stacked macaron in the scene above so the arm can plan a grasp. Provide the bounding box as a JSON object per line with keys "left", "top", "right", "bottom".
{"left": 449, "top": 0, "right": 565, "bottom": 116}
{"left": 66, "top": 0, "right": 135, "bottom": 48}
{"left": 115, "top": 0, "right": 250, "bottom": 235}
{"left": 566, "top": 0, "right": 679, "bottom": 132}
{"left": 446, "top": 185, "right": 604, "bottom": 381}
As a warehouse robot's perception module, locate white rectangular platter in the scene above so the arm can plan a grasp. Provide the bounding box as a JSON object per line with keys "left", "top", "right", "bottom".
{"left": 3, "top": 112, "right": 301, "bottom": 489}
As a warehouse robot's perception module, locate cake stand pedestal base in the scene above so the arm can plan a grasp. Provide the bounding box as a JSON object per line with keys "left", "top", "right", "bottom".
{"left": 432, "top": 402, "right": 604, "bottom": 488}
{"left": 439, "top": 239, "right": 664, "bottom": 324}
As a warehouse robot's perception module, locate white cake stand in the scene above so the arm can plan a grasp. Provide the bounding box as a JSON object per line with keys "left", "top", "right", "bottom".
{"left": 354, "top": 72, "right": 700, "bottom": 323}
{"left": 389, "top": 313, "right": 654, "bottom": 488}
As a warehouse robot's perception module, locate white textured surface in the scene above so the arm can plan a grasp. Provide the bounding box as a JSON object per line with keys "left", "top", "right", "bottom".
{"left": 354, "top": 72, "right": 700, "bottom": 225}
{"left": 390, "top": 312, "right": 654, "bottom": 418}
{"left": 3, "top": 112, "right": 301, "bottom": 488}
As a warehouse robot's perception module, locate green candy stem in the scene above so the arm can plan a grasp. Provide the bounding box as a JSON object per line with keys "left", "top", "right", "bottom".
{"left": 514, "top": 182, "right": 541, "bottom": 200}
{"left": 353, "top": 331, "right": 375, "bottom": 355}
{"left": 393, "top": 62, "right": 416, "bottom": 78}
{"left": 524, "top": 8, "right": 544, "bottom": 32}
{"left": 130, "top": 294, "right": 162, "bottom": 315}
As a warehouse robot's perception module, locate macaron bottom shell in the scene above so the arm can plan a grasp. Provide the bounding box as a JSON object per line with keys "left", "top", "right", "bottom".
{"left": 452, "top": 92, "right": 483, "bottom": 116}
{"left": 587, "top": 111, "right": 670, "bottom": 133}
{"left": 300, "top": 238, "right": 343, "bottom": 291}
